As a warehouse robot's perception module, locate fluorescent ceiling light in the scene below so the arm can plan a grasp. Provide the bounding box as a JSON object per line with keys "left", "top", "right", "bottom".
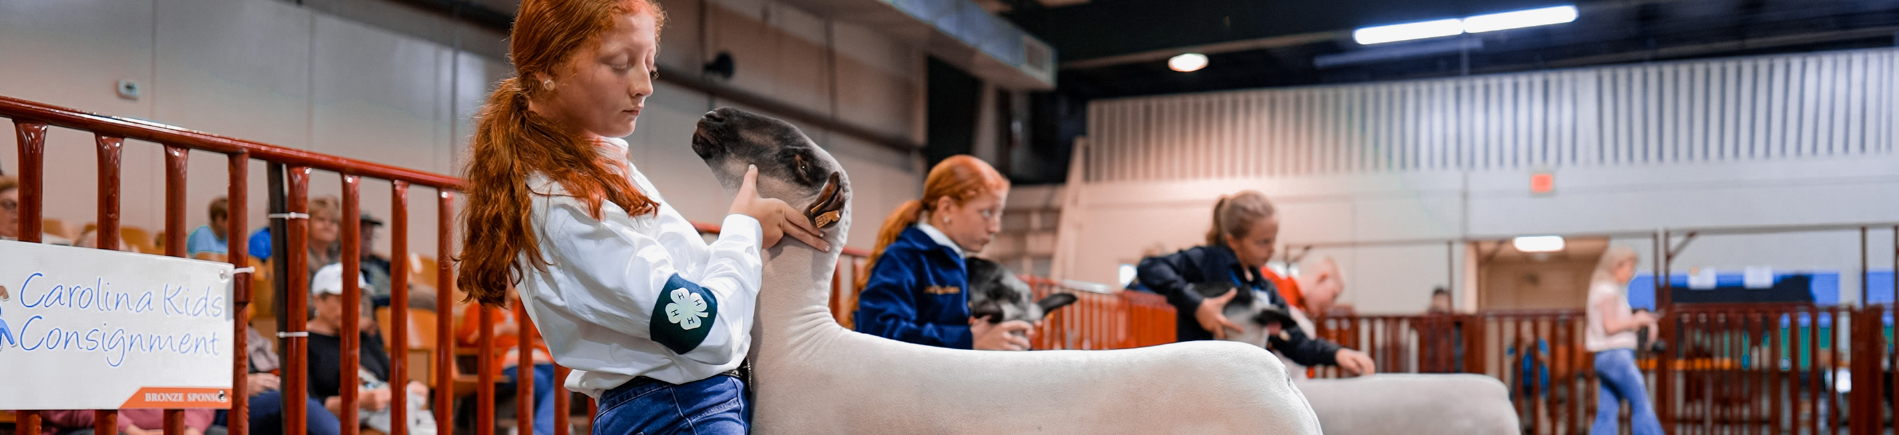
{"left": 1353, "top": 19, "right": 1464, "bottom": 45}
{"left": 1512, "top": 236, "right": 1566, "bottom": 253}
{"left": 1168, "top": 53, "right": 1208, "bottom": 72}
{"left": 1462, "top": 5, "right": 1578, "bottom": 33}
{"left": 1352, "top": 5, "right": 1577, "bottom": 45}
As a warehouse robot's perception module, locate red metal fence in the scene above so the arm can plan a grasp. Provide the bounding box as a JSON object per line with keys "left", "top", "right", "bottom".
{"left": 1309, "top": 304, "right": 1898, "bottom": 435}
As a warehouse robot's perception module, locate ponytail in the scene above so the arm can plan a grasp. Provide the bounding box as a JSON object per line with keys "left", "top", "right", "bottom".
{"left": 458, "top": 76, "right": 658, "bottom": 306}
{"left": 1205, "top": 195, "right": 1231, "bottom": 247}
{"left": 1205, "top": 190, "right": 1275, "bottom": 248}
{"left": 856, "top": 200, "right": 926, "bottom": 291}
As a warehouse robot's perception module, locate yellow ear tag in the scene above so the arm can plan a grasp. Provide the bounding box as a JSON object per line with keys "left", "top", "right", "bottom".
{"left": 814, "top": 210, "right": 840, "bottom": 229}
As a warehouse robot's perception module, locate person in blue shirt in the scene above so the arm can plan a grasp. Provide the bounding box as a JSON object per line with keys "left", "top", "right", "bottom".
{"left": 248, "top": 226, "right": 273, "bottom": 262}
{"left": 1507, "top": 322, "right": 1550, "bottom": 400}
{"left": 854, "top": 155, "right": 1032, "bottom": 350}
{"left": 1136, "top": 190, "right": 1376, "bottom": 374}
{"left": 185, "top": 196, "right": 230, "bottom": 257}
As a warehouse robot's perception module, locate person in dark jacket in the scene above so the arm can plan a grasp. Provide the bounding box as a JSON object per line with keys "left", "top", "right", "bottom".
{"left": 854, "top": 155, "right": 1033, "bottom": 350}
{"left": 1137, "top": 190, "right": 1376, "bottom": 375}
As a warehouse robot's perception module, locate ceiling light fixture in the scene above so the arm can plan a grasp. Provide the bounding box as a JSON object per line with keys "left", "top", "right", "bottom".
{"left": 1168, "top": 53, "right": 1209, "bottom": 72}
{"left": 1462, "top": 5, "right": 1578, "bottom": 33}
{"left": 1512, "top": 236, "right": 1566, "bottom": 253}
{"left": 1353, "top": 19, "right": 1465, "bottom": 45}
{"left": 1352, "top": 5, "right": 1577, "bottom": 45}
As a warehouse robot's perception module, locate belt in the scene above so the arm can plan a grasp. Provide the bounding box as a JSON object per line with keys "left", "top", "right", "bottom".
{"left": 622, "top": 368, "right": 743, "bottom": 389}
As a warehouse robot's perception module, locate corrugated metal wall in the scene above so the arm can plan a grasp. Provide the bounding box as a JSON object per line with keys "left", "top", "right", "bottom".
{"left": 1085, "top": 49, "right": 1899, "bottom": 182}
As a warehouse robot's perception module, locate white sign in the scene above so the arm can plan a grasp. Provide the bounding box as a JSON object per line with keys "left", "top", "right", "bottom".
{"left": 1687, "top": 268, "right": 1717, "bottom": 290}
{"left": 0, "top": 241, "right": 234, "bottom": 409}
{"left": 1744, "top": 266, "right": 1775, "bottom": 289}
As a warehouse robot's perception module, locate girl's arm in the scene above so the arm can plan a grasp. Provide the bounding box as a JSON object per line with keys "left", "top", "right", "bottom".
{"left": 530, "top": 195, "right": 763, "bottom": 366}
{"left": 1136, "top": 248, "right": 1205, "bottom": 313}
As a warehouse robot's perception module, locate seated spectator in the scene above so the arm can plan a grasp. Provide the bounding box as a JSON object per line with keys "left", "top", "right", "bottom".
{"left": 37, "top": 409, "right": 217, "bottom": 435}
{"left": 187, "top": 197, "right": 231, "bottom": 257}
{"left": 306, "top": 264, "right": 432, "bottom": 434}
{"left": 0, "top": 176, "right": 72, "bottom": 245}
{"left": 357, "top": 213, "right": 436, "bottom": 311}
{"left": 305, "top": 197, "right": 372, "bottom": 324}
{"left": 248, "top": 226, "right": 272, "bottom": 262}
{"left": 306, "top": 197, "right": 344, "bottom": 284}
{"left": 456, "top": 293, "right": 556, "bottom": 435}
{"left": 220, "top": 326, "right": 341, "bottom": 435}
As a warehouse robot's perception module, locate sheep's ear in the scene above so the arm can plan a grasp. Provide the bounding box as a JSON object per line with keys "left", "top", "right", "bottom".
{"left": 970, "top": 303, "right": 1006, "bottom": 323}
{"left": 1252, "top": 307, "right": 1296, "bottom": 328}
{"left": 1036, "top": 293, "right": 1079, "bottom": 319}
{"left": 805, "top": 172, "right": 845, "bottom": 229}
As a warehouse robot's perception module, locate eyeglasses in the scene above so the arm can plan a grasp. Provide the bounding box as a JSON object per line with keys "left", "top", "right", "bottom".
{"left": 1, "top": 200, "right": 16, "bottom": 212}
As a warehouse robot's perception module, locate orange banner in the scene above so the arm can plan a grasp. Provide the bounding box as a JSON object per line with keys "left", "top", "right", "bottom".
{"left": 119, "top": 387, "right": 231, "bottom": 409}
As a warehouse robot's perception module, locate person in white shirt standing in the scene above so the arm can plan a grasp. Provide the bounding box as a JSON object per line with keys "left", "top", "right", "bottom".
{"left": 1584, "top": 245, "right": 1663, "bottom": 435}
{"left": 455, "top": 0, "right": 827, "bottom": 433}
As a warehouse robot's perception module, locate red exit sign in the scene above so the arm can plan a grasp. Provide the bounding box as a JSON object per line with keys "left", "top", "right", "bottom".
{"left": 1530, "top": 171, "right": 1554, "bottom": 194}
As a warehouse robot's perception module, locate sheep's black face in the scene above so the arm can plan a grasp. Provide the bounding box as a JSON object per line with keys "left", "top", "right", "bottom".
{"left": 692, "top": 107, "right": 850, "bottom": 240}
{"left": 1191, "top": 282, "right": 1296, "bottom": 347}
{"left": 966, "top": 258, "right": 1076, "bottom": 327}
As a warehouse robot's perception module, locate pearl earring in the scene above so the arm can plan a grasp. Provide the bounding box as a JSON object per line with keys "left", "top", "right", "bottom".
{"left": 542, "top": 79, "right": 556, "bottom": 90}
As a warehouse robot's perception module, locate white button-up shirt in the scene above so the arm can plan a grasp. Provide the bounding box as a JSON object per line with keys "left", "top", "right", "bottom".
{"left": 515, "top": 137, "right": 763, "bottom": 398}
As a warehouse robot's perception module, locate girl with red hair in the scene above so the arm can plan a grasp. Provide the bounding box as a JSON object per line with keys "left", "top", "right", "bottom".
{"left": 456, "top": 0, "right": 825, "bottom": 432}
{"left": 853, "top": 155, "right": 1034, "bottom": 350}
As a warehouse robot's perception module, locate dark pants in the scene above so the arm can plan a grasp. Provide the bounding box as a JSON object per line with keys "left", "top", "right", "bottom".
{"left": 212, "top": 391, "right": 343, "bottom": 435}
{"left": 593, "top": 375, "right": 746, "bottom": 435}
{"left": 504, "top": 364, "right": 558, "bottom": 435}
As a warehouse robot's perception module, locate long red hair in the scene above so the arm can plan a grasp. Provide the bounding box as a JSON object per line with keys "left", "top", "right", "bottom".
{"left": 457, "top": 0, "right": 667, "bottom": 306}
{"left": 856, "top": 155, "right": 1009, "bottom": 291}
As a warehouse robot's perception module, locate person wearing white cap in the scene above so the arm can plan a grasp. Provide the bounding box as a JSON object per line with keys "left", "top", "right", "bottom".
{"left": 305, "top": 263, "right": 433, "bottom": 434}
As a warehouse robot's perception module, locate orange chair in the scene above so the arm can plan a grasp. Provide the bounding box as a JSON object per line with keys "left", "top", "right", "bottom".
{"left": 41, "top": 218, "right": 77, "bottom": 241}
{"left": 119, "top": 226, "right": 160, "bottom": 254}
{"left": 376, "top": 307, "right": 442, "bottom": 389}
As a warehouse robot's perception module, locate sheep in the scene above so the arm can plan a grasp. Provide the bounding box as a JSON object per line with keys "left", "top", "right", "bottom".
{"left": 1188, "top": 283, "right": 1520, "bottom": 435}
{"left": 691, "top": 107, "right": 1323, "bottom": 435}
{"left": 964, "top": 257, "right": 1077, "bottom": 330}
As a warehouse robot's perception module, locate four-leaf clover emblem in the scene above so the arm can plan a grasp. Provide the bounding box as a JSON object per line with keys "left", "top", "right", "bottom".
{"left": 665, "top": 287, "right": 709, "bottom": 330}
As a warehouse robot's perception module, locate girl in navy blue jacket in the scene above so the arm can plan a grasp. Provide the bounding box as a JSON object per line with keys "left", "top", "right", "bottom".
{"left": 854, "top": 155, "right": 1033, "bottom": 350}
{"left": 1137, "top": 191, "right": 1377, "bottom": 375}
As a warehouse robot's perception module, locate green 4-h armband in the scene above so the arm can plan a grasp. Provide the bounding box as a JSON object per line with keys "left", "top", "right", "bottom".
{"left": 651, "top": 274, "right": 719, "bottom": 354}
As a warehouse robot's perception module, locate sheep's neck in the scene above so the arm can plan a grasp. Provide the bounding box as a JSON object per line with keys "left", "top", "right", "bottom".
{"left": 758, "top": 245, "right": 846, "bottom": 345}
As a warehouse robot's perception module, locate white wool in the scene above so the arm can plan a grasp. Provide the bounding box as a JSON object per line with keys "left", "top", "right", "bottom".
{"left": 1296, "top": 374, "right": 1520, "bottom": 435}
{"left": 740, "top": 160, "right": 1323, "bottom": 434}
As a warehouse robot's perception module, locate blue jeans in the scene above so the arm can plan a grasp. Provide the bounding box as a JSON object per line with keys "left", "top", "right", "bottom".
{"left": 505, "top": 364, "right": 559, "bottom": 435}
{"left": 1592, "top": 349, "right": 1663, "bottom": 435}
{"left": 217, "top": 391, "right": 343, "bottom": 435}
{"left": 593, "top": 375, "right": 747, "bottom": 435}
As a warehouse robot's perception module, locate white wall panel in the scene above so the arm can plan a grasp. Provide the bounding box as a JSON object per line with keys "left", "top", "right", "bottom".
{"left": 1088, "top": 49, "right": 1899, "bottom": 183}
